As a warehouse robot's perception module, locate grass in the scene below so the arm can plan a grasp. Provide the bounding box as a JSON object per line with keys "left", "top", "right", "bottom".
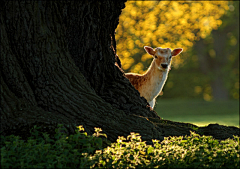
{"left": 154, "top": 99, "right": 239, "bottom": 127}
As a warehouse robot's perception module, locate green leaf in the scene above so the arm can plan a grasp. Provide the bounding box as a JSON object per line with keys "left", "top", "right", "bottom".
{"left": 147, "top": 146, "right": 154, "bottom": 154}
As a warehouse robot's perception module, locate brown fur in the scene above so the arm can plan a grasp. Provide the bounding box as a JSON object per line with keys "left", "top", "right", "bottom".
{"left": 125, "top": 46, "right": 183, "bottom": 108}
{"left": 125, "top": 73, "right": 151, "bottom": 92}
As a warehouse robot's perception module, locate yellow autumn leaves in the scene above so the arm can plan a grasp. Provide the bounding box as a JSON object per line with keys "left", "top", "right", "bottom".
{"left": 116, "top": 1, "right": 229, "bottom": 73}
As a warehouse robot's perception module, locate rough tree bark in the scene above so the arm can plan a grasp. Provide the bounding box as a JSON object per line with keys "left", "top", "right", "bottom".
{"left": 1, "top": 1, "right": 239, "bottom": 144}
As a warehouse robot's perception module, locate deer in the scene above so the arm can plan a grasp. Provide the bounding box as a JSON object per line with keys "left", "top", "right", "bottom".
{"left": 125, "top": 46, "right": 183, "bottom": 109}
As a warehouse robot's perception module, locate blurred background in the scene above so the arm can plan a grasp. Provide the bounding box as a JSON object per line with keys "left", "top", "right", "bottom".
{"left": 116, "top": 1, "right": 239, "bottom": 127}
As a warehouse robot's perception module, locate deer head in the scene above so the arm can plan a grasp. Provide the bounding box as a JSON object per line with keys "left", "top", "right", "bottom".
{"left": 144, "top": 46, "right": 183, "bottom": 71}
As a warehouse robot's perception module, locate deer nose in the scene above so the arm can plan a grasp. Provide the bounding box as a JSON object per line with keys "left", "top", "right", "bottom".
{"left": 161, "top": 64, "right": 168, "bottom": 68}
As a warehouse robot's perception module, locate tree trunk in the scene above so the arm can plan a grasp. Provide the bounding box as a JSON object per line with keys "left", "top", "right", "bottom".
{"left": 210, "top": 29, "right": 229, "bottom": 100}
{"left": 1, "top": 0, "right": 162, "bottom": 143}
{"left": 194, "top": 33, "right": 229, "bottom": 100}
{"left": 1, "top": 1, "right": 239, "bottom": 143}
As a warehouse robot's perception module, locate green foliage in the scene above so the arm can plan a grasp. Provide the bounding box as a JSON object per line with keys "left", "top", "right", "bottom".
{"left": 90, "top": 132, "right": 239, "bottom": 168}
{"left": 196, "top": 1, "right": 239, "bottom": 100}
{"left": 117, "top": 1, "right": 239, "bottom": 100}
{"left": 1, "top": 124, "right": 106, "bottom": 168}
{"left": 161, "top": 55, "right": 211, "bottom": 100}
{"left": 116, "top": 1, "right": 229, "bottom": 73}
{"left": 1, "top": 125, "right": 239, "bottom": 168}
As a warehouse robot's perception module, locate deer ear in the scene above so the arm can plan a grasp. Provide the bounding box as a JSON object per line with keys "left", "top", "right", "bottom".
{"left": 144, "top": 46, "right": 155, "bottom": 55}
{"left": 172, "top": 48, "right": 183, "bottom": 56}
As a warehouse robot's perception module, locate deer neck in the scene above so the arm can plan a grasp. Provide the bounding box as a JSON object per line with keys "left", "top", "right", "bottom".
{"left": 144, "top": 60, "right": 169, "bottom": 79}
{"left": 143, "top": 60, "right": 169, "bottom": 101}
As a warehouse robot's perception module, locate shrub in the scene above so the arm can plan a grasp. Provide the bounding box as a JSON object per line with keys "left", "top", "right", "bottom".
{"left": 90, "top": 132, "right": 239, "bottom": 168}
{"left": 1, "top": 125, "right": 239, "bottom": 168}
{"left": 1, "top": 125, "right": 106, "bottom": 168}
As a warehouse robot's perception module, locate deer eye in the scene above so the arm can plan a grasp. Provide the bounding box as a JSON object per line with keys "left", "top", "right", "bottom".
{"left": 169, "top": 55, "right": 172, "bottom": 59}
{"left": 154, "top": 55, "right": 157, "bottom": 58}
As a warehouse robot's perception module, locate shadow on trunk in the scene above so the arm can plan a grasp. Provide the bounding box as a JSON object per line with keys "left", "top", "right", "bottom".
{"left": 1, "top": 1, "right": 239, "bottom": 144}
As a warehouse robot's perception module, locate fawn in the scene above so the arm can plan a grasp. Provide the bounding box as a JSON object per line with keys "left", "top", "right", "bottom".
{"left": 125, "top": 46, "right": 183, "bottom": 108}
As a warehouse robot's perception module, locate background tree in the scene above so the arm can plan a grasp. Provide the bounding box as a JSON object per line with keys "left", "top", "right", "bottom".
{"left": 116, "top": 1, "right": 229, "bottom": 73}
{"left": 193, "top": 1, "right": 239, "bottom": 100}
{"left": 116, "top": 1, "right": 239, "bottom": 101}
{"left": 159, "top": 1, "right": 239, "bottom": 101}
